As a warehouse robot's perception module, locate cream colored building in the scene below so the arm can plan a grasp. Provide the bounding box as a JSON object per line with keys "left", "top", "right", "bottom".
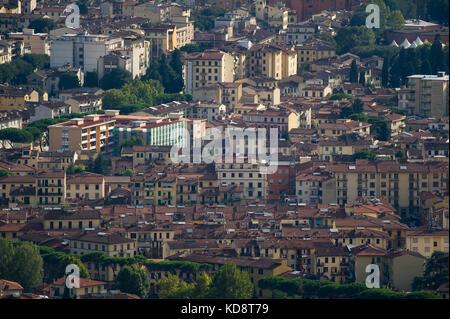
{"left": 406, "top": 229, "right": 449, "bottom": 257}
{"left": 184, "top": 50, "right": 235, "bottom": 94}
{"left": 8, "top": 28, "right": 49, "bottom": 55}
{"left": 69, "top": 231, "right": 137, "bottom": 258}
{"left": 406, "top": 73, "right": 449, "bottom": 118}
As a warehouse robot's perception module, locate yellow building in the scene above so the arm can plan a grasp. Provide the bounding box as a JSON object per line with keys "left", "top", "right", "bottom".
{"left": 43, "top": 209, "right": 101, "bottom": 231}
{"left": 406, "top": 229, "right": 449, "bottom": 257}
{"left": 312, "top": 245, "right": 352, "bottom": 284}
{"left": 69, "top": 231, "right": 137, "bottom": 258}
{"left": 36, "top": 170, "right": 66, "bottom": 206}
{"left": 295, "top": 40, "right": 336, "bottom": 71}
{"left": 50, "top": 277, "right": 107, "bottom": 299}
{"left": 0, "top": 87, "right": 39, "bottom": 111}
{"left": 143, "top": 24, "right": 176, "bottom": 59}
{"left": 66, "top": 172, "right": 105, "bottom": 201}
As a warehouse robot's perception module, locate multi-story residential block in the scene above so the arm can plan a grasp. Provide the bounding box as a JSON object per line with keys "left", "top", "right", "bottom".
{"left": 8, "top": 28, "right": 49, "bottom": 55}
{"left": 66, "top": 172, "right": 105, "bottom": 201}
{"left": 0, "top": 85, "right": 40, "bottom": 111}
{"left": 185, "top": 102, "right": 226, "bottom": 121}
{"left": 48, "top": 114, "right": 115, "bottom": 154}
{"left": 36, "top": 170, "right": 66, "bottom": 206}
{"left": 143, "top": 24, "right": 176, "bottom": 59}
{"left": 69, "top": 231, "right": 137, "bottom": 257}
{"left": 242, "top": 108, "right": 300, "bottom": 134}
{"left": 97, "top": 52, "right": 132, "bottom": 80}
{"left": 184, "top": 49, "right": 235, "bottom": 94}
{"left": 50, "top": 33, "right": 124, "bottom": 73}
{"left": 43, "top": 209, "right": 101, "bottom": 230}
{"left": 64, "top": 94, "right": 103, "bottom": 114}
{"left": 406, "top": 229, "right": 449, "bottom": 257}
{"left": 405, "top": 72, "right": 449, "bottom": 117}
{"left": 296, "top": 171, "right": 336, "bottom": 204}
{"left": 30, "top": 101, "right": 71, "bottom": 122}
{"left": 312, "top": 244, "right": 352, "bottom": 284}
{"left": 216, "top": 162, "right": 267, "bottom": 201}
{"left": 247, "top": 43, "right": 296, "bottom": 80}
{"left": 276, "top": 22, "right": 316, "bottom": 45}
{"left": 295, "top": 40, "right": 336, "bottom": 71}
{"left": 330, "top": 160, "right": 449, "bottom": 218}
{"left": 317, "top": 119, "right": 371, "bottom": 137}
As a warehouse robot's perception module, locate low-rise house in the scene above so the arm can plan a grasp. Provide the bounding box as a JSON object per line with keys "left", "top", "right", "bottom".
{"left": 50, "top": 277, "right": 107, "bottom": 299}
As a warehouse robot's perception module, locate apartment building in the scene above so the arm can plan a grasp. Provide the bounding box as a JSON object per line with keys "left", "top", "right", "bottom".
{"left": 36, "top": 170, "right": 66, "bottom": 206}
{"left": 126, "top": 226, "right": 175, "bottom": 258}
{"left": 331, "top": 160, "right": 449, "bottom": 218}
{"left": 296, "top": 171, "right": 336, "bottom": 204}
{"left": 184, "top": 49, "right": 235, "bottom": 94}
{"left": 242, "top": 108, "right": 300, "bottom": 134}
{"left": 295, "top": 40, "right": 336, "bottom": 71}
{"left": 193, "top": 82, "right": 242, "bottom": 111}
{"left": 43, "top": 210, "right": 101, "bottom": 230}
{"left": 247, "top": 43, "right": 284, "bottom": 80}
{"left": 50, "top": 33, "right": 124, "bottom": 73}
{"left": 276, "top": 22, "right": 316, "bottom": 45}
{"left": 97, "top": 52, "right": 132, "bottom": 80}
{"left": 144, "top": 24, "right": 176, "bottom": 59}
{"left": 216, "top": 162, "right": 268, "bottom": 201}
{"left": 8, "top": 28, "right": 49, "bottom": 55}
{"left": 66, "top": 173, "right": 105, "bottom": 201}
{"left": 48, "top": 114, "right": 115, "bottom": 154}
{"left": 184, "top": 102, "right": 226, "bottom": 121}
{"left": 317, "top": 119, "right": 371, "bottom": 137}
{"left": 406, "top": 229, "right": 449, "bottom": 257}
{"left": 64, "top": 94, "right": 103, "bottom": 114}
{"left": 406, "top": 72, "right": 449, "bottom": 118}
{"left": 112, "top": 117, "right": 193, "bottom": 156}
{"left": 69, "top": 231, "right": 137, "bottom": 257}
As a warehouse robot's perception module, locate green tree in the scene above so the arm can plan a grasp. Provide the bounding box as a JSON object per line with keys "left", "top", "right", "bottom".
{"left": 192, "top": 272, "right": 212, "bottom": 298}
{"left": 386, "top": 10, "right": 405, "bottom": 30}
{"left": 384, "top": 0, "right": 416, "bottom": 19}
{"left": 180, "top": 43, "right": 206, "bottom": 53}
{"left": 352, "top": 150, "right": 376, "bottom": 161}
{"left": 209, "top": 263, "right": 253, "bottom": 299}
{"left": 352, "top": 98, "right": 364, "bottom": 113}
{"left": 349, "top": 60, "right": 359, "bottom": 83}
{"left": 93, "top": 153, "right": 105, "bottom": 175}
{"left": 115, "top": 265, "right": 150, "bottom": 298}
{"left": 359, "top": 71, "right": 366, "bottom": 86}
{"left": 100, "top": 68, "right": 132, "bottom": 90}
{"left": 412, "top": 251, "right": 449, "bottom": 291}
{"left": 369, "top": 117, "right": 391, "bottom": 141}
{"left": 102, "top": 89, "right": 129, "bottom": 109}
{"left": 430, "top": 35, "right": 444, "bottom": 74}
{"left": 336, "top": 26, "right": 376, "bottom": 54}
{"left": 29, "top": 18, "right": 56, "bottom": 33}
{"left": 0, "top": 128, "right": 34, "bottom": 145}
{"left": 382, "top": 57, "right": 390, "bottom": 87}
{"left": 7, "top": 242, "right": 44, "bottom": 291}
{"left": 58, "top": 73, "right": 80, "bottom": 90}
{"left": 84, "top": 71, "right": 99, "bottom": 87}
{"left": 77, "top": 0, "right": 89, "bottom": 15}
{"left": 67, "top": 164, "right": 86, "bottom": 175}
{"left": 427, "top": 0, "right": 449, "bottom": 24}
{"left": 0, "top": 169, "right": 13, "bottom": 177}
{"left": 350, "top": 113, "right": 369, "bottom": 122}
{"left": 120, "top": 136, "right": 144, "bottom": 149}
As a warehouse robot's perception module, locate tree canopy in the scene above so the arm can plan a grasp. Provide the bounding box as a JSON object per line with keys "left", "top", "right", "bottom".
{"left": 115, "top": 265, "right": 150, "bottom": 298}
